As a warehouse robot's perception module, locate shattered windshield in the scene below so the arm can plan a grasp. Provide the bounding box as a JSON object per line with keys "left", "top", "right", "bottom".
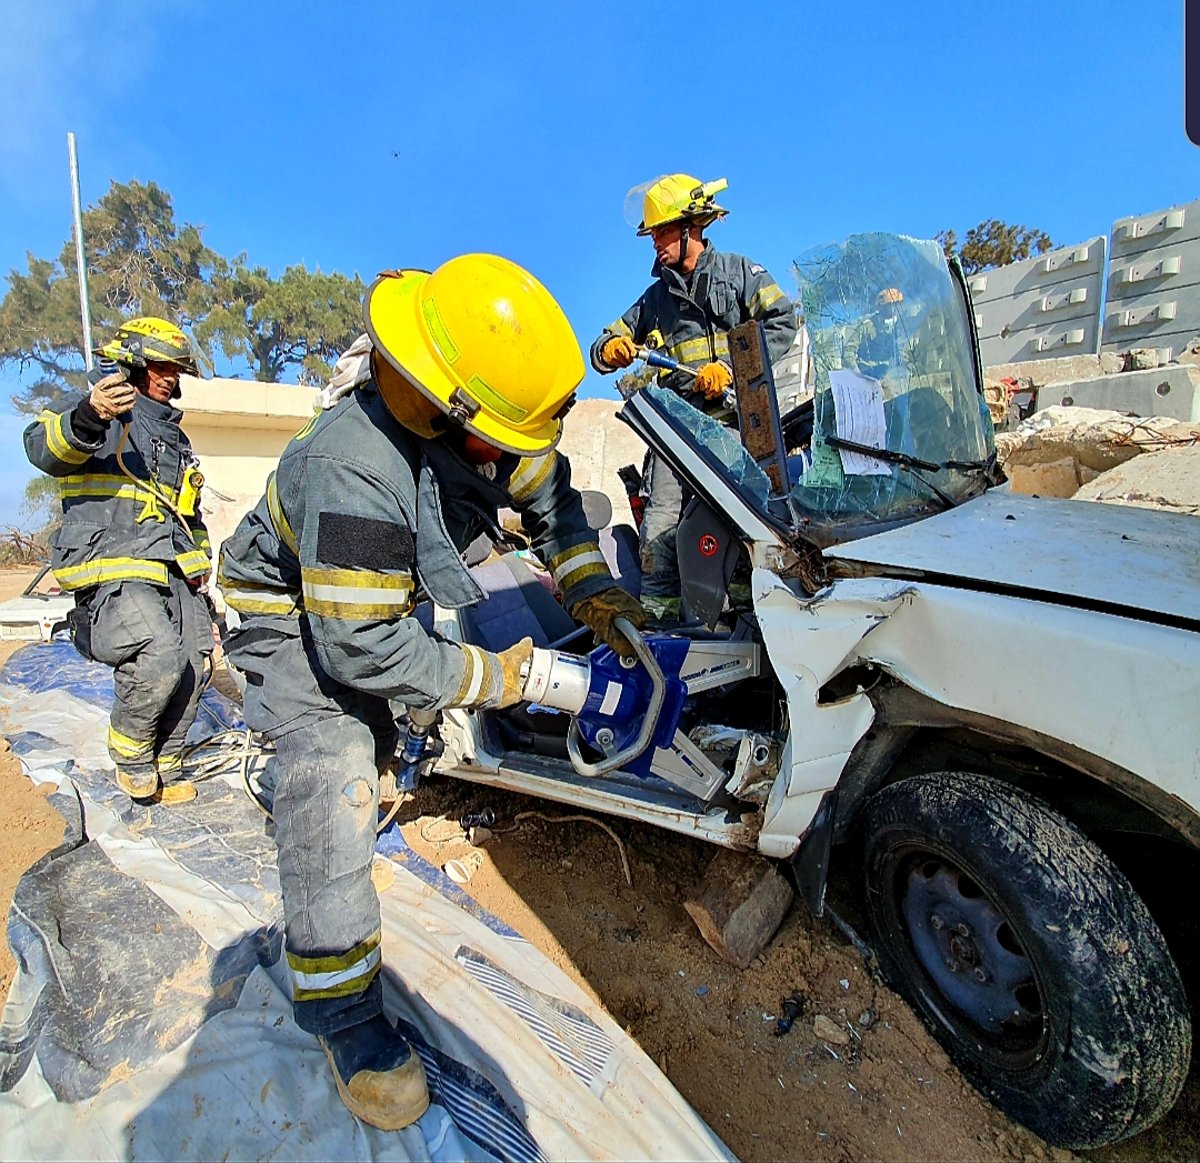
{"left": 787, "top": 233, "right": 992, "bottom": 535}
{"left": 643, "top": 386, "right": 772, "bottom": 509}
{"left": 627, "top": 233, "right": 994, "bottom": 544}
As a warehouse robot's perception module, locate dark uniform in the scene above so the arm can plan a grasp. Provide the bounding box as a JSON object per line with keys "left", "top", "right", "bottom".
{"left": 24, "top": 391, "right": 213, "bottom": 783}
{"left": 590, "top": 242, "right": 796, "bottom": 621}
{"left": 856, "top": 310, "right": 906, "bottom": 381}
{"left": 217, "top": 377, "right": 616, "bottom": 1036}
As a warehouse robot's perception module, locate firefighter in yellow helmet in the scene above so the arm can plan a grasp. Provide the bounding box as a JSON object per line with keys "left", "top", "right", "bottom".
{"left": 23, "top": 316, "right": 213, "bottom": 805}
{"left": 217, "top": 254, "right": 645, "bottom": 1130}
{"left": 856, "top": 287, "right": 907, "bottom": 381}
{"left": 589, "top": 174, "right": 796, "bottom": 625}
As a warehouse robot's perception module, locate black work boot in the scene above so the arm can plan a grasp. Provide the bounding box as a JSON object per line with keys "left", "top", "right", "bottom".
{"left": 319, "top": 1014, "right": 430, "bottom": 1130}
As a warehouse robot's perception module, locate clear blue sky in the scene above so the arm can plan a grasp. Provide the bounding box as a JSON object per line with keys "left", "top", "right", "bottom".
{"left": 2, "top": 0, "right": 1197, "bottom": 528}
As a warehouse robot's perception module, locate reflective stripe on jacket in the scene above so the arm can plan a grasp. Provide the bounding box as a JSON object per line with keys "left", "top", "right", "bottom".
{"left": 23, "top": 392, "right": 211, "bottom": 591}
{"left": 589, "top": 243, "right": 797, "bottom": 408}
{"left": 217, "top": 380, "right": 614, "bottom": 711}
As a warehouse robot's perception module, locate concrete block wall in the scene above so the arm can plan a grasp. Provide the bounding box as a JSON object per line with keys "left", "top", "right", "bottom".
{"left": 1103, "top": 201, "right": 1200, "bottom": 362}
{"left": 970, "top": 237, "right": 1106, "bottom": 367}
{"left": 968, "top": 197, "right": 1200, "bottom": 369}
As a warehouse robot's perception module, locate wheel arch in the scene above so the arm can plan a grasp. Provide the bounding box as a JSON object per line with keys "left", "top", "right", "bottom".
{"left": 830, "top": 679, "right": 1200, "bottom": 856}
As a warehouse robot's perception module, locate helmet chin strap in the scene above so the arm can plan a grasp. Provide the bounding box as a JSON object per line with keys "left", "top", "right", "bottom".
{"left": 671, "top": 221, "right": 691, "bottom": 271}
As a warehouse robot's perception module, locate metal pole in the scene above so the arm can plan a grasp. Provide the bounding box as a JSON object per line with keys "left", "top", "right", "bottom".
{"left": 67, "top": 132, "right": 94, "bottom": 371}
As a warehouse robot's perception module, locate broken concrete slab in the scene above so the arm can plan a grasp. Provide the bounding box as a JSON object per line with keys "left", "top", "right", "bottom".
{"left": 1074, "top": 446, "right": 1200, "bottom": 516}
{"left": 996, "top": 405, "right": 1200, "bottom": 473}
{"left": 985, "top": 354, "right": 1106, "bottom": 387}
{"left": 683, "top": 849, "right": 795, "bottom": 969}
{"left": 1007, "top": 457, "right": 1080, "bottom": 498}
{"left": 1035, "top": 365, "right": 1200, "bottom": 423}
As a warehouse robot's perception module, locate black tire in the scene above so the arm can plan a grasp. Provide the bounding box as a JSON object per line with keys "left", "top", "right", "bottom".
{"left": 861, "top": 771, "right": 1191, "bottom": 1149}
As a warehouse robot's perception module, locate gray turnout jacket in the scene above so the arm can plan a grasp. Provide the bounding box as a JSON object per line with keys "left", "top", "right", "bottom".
{"left": 590, "top": 242, "right": 796, "bottom": 408}
{"left": 217, "top": 379, "right": 615, "bottom": 712}
{"left": 23, "top": 391, "right": 211, "bottom": 591}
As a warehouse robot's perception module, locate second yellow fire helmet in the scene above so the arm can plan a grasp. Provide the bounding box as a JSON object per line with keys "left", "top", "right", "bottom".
{"left": 624, "top": 174, "right": 730, "bottom": 236}
{"left": 364, "top": 254, "right": 585, "bottom": 456}
{"left": 94, "top": 316, "right": 198, "bottom": 374}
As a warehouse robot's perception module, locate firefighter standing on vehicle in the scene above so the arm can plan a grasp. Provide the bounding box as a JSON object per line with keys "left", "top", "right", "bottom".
{"left": 589, "top": 174, "right": 796, "bottom": 626}
{"left": 217, "top": 254, "right": 646, "bottom": 1131}
{"left": 23, "top": 317, "right": 214, "bottom": 805}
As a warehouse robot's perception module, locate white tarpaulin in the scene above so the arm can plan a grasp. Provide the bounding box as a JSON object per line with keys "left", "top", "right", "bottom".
{"left": 0, "top": 640, "right": 734, "bottom": 1162}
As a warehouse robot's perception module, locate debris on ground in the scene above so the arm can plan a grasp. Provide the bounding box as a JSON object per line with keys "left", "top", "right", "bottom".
{"left": 773, "top": 992, "right": 804, "bottom": 1037}
{"left": 683, "top": 848, "right": 795, "bottom": 969}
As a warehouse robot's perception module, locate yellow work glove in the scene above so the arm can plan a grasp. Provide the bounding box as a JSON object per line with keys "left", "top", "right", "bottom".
{"left": 569, "top": 586, "right": 648, "bottom": 660}
{"left": 88, "top": 370, "right": 137, "bottom": 420}
{"left": 694, "top": 361, "right": 733, "bottom": 401}
{"left": 600, "top": 335, "right": 638, "bottom": 369}
{"left": 493, "top": 636, "right": 534, "bottom": 709}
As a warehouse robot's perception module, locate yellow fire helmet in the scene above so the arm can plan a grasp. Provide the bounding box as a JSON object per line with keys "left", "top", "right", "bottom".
{"left": 876, "top": 288, "right": 904, "bottom": 305}
{"left": 94, "top": 316, "right": 198, "bottom": 373}
{"left": 624, "top": 174, "right": 730, "bottom": 236}
{"left": 364, "top": 254, "right": 585, "bottom": 456}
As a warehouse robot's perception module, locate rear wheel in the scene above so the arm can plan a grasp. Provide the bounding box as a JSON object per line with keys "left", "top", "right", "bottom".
{"left": 861, "top": 771, "right": 1191, "bottom": 1149}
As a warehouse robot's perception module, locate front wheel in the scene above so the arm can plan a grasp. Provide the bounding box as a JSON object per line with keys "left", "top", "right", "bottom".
{"left": 861, "top": 771, "right": 1190, "bottom": 1150}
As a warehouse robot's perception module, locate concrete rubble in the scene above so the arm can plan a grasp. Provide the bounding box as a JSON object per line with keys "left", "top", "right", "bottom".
{"left": 995, "top": 405, "right": 1200, "bottom": 501}
{"left": 982, "top": 339, "right": 1200, "bottom": 513}
{"left": 1074, "top": 447, "right": 1200, "bottom": 516}
{"left": 983, "top": 343, "right": 1200, "bottom": 430}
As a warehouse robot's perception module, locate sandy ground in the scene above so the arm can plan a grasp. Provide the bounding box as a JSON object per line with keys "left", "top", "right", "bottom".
{"left": 0, "top": 561, "right": 1196, "bottom": 1160}
{"left": 0, "top": 567, "right": 67, "bottom": 1000}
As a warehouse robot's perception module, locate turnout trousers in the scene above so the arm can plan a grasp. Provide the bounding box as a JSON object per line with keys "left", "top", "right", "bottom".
{"left": 82, "top": 575, "right": 213, "bottom": 784}
{"left": 639, "top": 450, "right": 689, "bottom": 624}
{"left": 224, "top": 616, "right": 399, "bottom": 1036}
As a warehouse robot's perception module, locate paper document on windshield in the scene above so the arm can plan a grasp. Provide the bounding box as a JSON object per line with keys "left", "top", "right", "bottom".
{"left": 829, "top": 369, "right": 891, "bottom": 476}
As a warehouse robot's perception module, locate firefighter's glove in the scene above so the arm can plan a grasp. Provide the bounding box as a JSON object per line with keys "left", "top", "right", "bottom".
{"left": 88, "top": 371, "right": 137, "bottom": 420}
{"left": 493, "top": 637, "right": 534, "bottom": 709}
{"left": 600, "top": 336, "right": 638, "bottom": 369}
{"left": 694, "top": 361, "right": 733, "bottom": 401}
{"left": 570, "top": 586, "right": 648, "bottom": 660}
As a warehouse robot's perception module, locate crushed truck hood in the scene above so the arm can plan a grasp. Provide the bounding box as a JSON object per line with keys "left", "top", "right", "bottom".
{"left": 823, "top": 491, "right": 1200, "bottom": 626}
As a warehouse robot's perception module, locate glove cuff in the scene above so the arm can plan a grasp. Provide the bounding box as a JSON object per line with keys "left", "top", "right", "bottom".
{"left": 448, "top": 644, "right": 507, "bottom": 709}
{"left": 73, "top": 398, "right": 111, "bottom": 440}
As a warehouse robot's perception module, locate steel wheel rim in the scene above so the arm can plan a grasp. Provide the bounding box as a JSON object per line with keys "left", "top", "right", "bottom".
{"left": 884, "top": 845, "right": 1050, "bottom": 1070}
